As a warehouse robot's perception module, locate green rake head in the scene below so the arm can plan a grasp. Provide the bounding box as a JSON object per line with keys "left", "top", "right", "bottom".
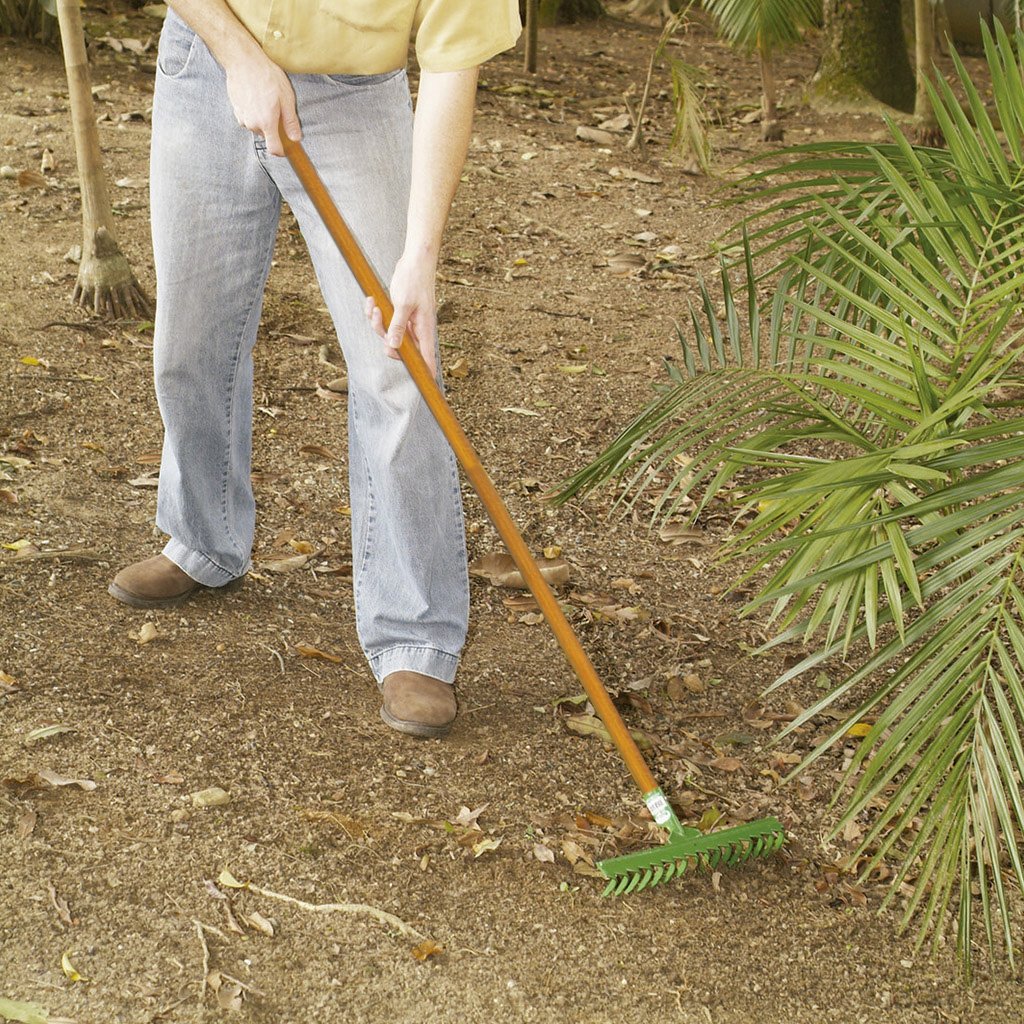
{"left": 597, "top": 815, "right": 786, "bottom": 896}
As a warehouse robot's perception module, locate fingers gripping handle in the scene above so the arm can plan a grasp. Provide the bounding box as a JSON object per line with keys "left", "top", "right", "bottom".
{"left": 279, "top": 129, "right": 660, "bottom": 798}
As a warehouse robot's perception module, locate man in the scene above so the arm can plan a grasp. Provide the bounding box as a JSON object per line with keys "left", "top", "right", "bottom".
{"left": 108, "top": 0, "right": 521, "bottom": 739}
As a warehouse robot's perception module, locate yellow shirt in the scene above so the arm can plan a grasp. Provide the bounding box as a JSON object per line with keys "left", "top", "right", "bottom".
{"left": 226, "top": 0, "right": 521, "bottom": 74}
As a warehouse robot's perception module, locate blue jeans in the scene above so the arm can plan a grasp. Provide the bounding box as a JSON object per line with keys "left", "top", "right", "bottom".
{"left": 149, "top": 11, "right": 469, "bottom": 684}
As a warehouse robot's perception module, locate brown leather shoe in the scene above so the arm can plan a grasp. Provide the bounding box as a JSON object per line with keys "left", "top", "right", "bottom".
{"left": 108, "top": 554, "right": 203, "bottom": 608}
{"left": 380, "top": 671, "right": 457, "bottom": 738}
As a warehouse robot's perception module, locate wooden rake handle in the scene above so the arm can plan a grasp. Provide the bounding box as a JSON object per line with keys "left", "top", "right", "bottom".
{"left": 281, "top": 132, "right": 658, "bottom": 797}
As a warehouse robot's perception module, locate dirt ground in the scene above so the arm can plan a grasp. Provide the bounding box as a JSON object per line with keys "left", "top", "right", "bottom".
{"left": 1, "top": 6, "right": 1022, "bottom": 1023}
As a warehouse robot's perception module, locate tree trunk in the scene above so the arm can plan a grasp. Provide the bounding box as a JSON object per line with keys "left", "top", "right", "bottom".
{"left": 759, "top": 46, "right": 783, "bottom": 141}
{"left": 914, "top": 0, "right": 943, "bottom": 145}
{"left": 524, "top": 0, "right": 538, "bottom": 72}
{"left": 55, "top": 0, "right": 151, "bottom": 318}
{"left": 810, "top": 0, "right": 915, "bottom": 113}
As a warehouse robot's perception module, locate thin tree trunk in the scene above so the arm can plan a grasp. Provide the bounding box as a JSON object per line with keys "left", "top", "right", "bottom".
{"left": 524, "top": 0, "right": 539, "bottom": 73}
{"left": 55, "top": 0, "right": 151, "bottom": 318}
{"left": 759, "top": 45, "right": 783, "bottom": 141}
{"left": 914, "top": 0, "right": 943, "bottom": 145}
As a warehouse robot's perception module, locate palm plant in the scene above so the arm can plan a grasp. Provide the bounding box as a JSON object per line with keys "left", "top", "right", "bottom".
{"left": 703, "top": 0, "right": 821, "bottom": 140}
{"left": 558, "top": 23, "right": 1024, "bottom": 972}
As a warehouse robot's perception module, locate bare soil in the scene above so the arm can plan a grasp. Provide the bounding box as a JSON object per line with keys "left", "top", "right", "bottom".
{"left": 1, "top": 8, "right": 1021, "bottom": 1023}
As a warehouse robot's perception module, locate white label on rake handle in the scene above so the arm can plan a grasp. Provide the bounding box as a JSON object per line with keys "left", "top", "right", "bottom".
{"left": 644, "top": 789, "right": 672, "bottom": 825}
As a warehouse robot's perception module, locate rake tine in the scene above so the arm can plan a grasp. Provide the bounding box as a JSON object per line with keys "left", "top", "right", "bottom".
{"left": 624, "top": 869, "right": 646, "bottom": 895}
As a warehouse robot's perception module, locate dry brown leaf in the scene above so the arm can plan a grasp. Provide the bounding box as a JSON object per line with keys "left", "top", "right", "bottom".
{"left": 710, "top": 757, "right": 743, "bottom": 773}
{"left": 261, "top": 554, "right": 308, "bottom": 573}
{"left": 560, "top": 839, "right": 588, "bottom": 865}
{"left": 0, "top": 489, "right": 17, "bottom": 505}
{"left": 447, "top": 356, "right": 470, "bottom": 379}
{"left": 15, "top": 804, "right": 37, "bottom": 839}
{"left": 18, "top": 168, "right": 46, "bottom": 189}
{"left": 153, "top": 771, "right": 184, "bottom": 785}
{"left": 243, "top": 910, "right": 275, "bottom": 937}
{"left": 37, "top": 770, "right": 96, "bottom": 792}
{"left": 576, "top": 125, "right": 615, "bottom": 145}
{"left": 658, "top": 523, "right": 710, "bottom": 546}
{"left": 293, "top": 643, "right": 344, "bottom": 664}
{"left": 606, "top": 253, "right": 645, "bottom": 275}
{"left": 25, "top": 725, "right": 76, "bottom": 745}
{"left": 207, "top": 972, "right": 244, "bottom": 1011}
{"left": 452, "top": 804, "right": 487, "bottom": 829}
{"left": 532, "top": 843, "right": 555, "bottom": 863}
{"left": 469, "top": 552, "right": 570, "bottom": 589}
{"left": 316, "top": 378, "right": 348, "bottom": 400}
{"left": 608, "top": 165, "right": 663, "bottom": 184}
{"left": 3, "top": 770, "right": 96, "bottom": 790}
{"left": 299, "top": 444, "right": 338, "bottom": 461}
{"left": 564, "top": 713, "right": 653, "bottom": 750}
{"left": 471, "top": 836, "right": 502, "bottom": 858}
{"left": 411, "top": 939, "right": 444, "bottom": 962}
{"left": 48, "top": 882, "right": 73, "bottom": 928}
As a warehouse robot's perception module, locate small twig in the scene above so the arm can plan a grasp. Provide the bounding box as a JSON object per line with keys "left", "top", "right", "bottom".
{"left": 193, "top": 919, "right": 211, "bottom": 1006}
{"left": 526, "top": 305, "right": 593, "bottom": 321}
{"left": 260, "top": 643, "right": 286, "bottom": 675}
{"left": 462, "top": 700, "right": 499, "bottom": 716}
{"left": 623, "top": 91, "right": 646, "bottom": 155}
{"left": 245, "top": 882, "right": 424, "bottom": 939}
{"left": 217, "top": 972, "right": 266, "bottom": 997}
{"left": 149, "top": 995, "right": 189, "bottom": 1021}
{"left": 34, "top": 319, "right": 109, "bottom": 333}
{"left": 0, "top": 546, "right": 101, "bottom": 564}
{"left": 627, "top": 53, "right": 657, "bottom": 152}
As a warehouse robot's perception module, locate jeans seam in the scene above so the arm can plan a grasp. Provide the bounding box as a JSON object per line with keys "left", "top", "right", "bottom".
{"left": 350, "top": 388, "right": 377, "bottom": 637}
{"left": 220, "top": 255, "right": 271, "bottom": 565}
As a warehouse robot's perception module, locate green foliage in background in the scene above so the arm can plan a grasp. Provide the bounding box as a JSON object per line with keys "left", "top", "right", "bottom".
{"left": 0, "top": 0, "right": 57, "bottom": 41}
{"left": 559, "top": 23, "right": 1024, "bottom": 973}
{"left": 703, "top": 0, "right": 820, "bottom": 54}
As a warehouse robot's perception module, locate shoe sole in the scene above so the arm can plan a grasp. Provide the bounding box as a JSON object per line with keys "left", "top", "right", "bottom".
{"left": 379, "top": 705, "right": 454, "bottom": 739}
{"left": 107, "top": 576, "right": 244, "bottom": 609}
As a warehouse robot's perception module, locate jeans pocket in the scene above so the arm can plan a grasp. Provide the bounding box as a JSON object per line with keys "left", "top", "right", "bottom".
{"left": 157, "top": 10, "right": 198, "bottom": 78}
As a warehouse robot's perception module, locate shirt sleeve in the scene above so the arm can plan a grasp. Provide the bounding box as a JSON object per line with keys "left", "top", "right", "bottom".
{"left": 413, "top": 0, "right": 522, "bottom": 72}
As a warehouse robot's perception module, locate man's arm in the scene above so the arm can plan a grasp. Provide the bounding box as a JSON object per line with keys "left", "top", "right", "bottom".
{"left": 366, "top": 67, "right": 479, "bottom": 366}
{"left": 167, "top": 0, "right": 300, "bottom": 154}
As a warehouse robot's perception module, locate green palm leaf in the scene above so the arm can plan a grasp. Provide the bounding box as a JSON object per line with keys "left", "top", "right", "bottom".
{"left": 557, "top": 22, "right": 1024, "bottom": 970}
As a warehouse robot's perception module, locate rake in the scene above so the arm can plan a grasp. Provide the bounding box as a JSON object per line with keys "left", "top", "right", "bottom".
{"left": 281, "top": 131, "right": 785, "bottom": 895}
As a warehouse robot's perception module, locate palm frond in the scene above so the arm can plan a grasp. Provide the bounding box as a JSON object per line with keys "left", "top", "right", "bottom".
{"left": 558, "top": 22, "right": 1024, "bottom": 969}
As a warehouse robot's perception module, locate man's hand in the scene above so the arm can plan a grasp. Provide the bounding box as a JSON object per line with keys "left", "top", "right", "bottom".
{"left": 364, "top": 251, "right": 438, "bottom": 367}
{"left": 224, "top": 52, "right": 301, "bottom": 157}
{"left": 167, "top": 1, "right": 300, "bottom": 157}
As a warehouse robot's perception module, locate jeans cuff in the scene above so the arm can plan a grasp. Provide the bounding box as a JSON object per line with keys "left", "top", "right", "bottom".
{"left": 369, "top": 645, "right": 460, "bottom": 686}
{"left": 162, "top": 538, "right": 246, "bottom": 587}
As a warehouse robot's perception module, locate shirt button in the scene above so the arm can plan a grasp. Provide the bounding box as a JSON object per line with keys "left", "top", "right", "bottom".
{"left": 272, "top": 29, "right": 283, "bottom": 39}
